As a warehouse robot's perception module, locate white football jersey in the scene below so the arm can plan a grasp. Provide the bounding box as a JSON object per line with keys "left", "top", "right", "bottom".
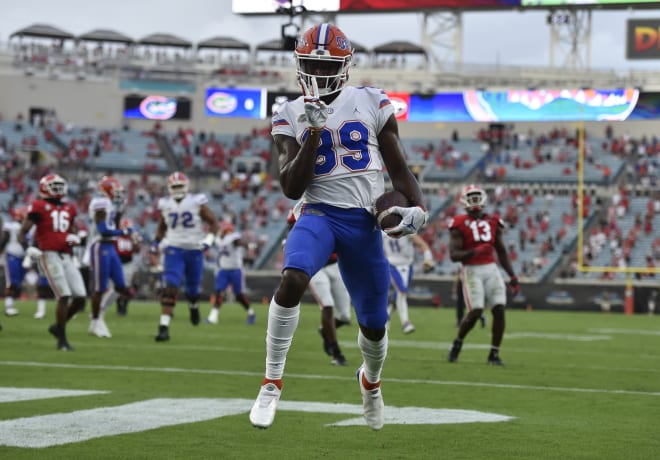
{"left": 216, "top": 232, "right": 244, "bottom": 270}
{"left": 271, "top": 85, "right": 395, "bottom": 211}
{"left": 2, "top": 221, "right": 26, "bottom": 257}
{"left": 158, "top": 193, "right": 208, "bottom": 250}
{"left": 87, "top": 195, "right": 120, "bottom": 242}
{"left": 383, "top": 233, "right": 415, "bottom": 266}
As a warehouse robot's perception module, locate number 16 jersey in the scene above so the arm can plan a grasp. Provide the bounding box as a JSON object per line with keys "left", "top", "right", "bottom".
{"left": 27, "top": 199, "right": 78, "bottom": 253}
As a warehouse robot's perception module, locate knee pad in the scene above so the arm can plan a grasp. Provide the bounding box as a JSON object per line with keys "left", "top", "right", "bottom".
{"left": 161, "top": 286, "right": 178, "bottom": 307}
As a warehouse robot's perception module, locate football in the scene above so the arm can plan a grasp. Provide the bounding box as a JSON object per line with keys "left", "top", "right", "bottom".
{"left": 375, "top": 190, "right": 409, "bottom": 230}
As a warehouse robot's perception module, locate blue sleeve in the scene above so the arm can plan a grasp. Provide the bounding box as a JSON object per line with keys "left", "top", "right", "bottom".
{"left": 96, "top": 220, "right": 123, "bottom": 237}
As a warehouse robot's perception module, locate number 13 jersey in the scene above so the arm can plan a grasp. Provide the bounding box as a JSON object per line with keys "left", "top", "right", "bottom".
{"left": 449, "top": 213, "right": 504, "bottom": 266}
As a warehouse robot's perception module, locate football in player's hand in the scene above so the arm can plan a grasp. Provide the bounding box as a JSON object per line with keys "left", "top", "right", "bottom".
{"left": 375, "top": 190, "right": 409, "bottom": 230}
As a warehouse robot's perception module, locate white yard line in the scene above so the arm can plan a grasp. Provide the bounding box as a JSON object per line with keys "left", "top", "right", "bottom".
{"left": 2, "top": 360, "right": 659, "bottom": 397}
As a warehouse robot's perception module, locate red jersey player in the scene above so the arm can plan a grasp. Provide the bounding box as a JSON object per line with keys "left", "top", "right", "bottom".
{"left": 19, "top": 173, "right": 87, "bottom": 351}
{"left": 447, "top": 184, "right": 519, "bottom": 366}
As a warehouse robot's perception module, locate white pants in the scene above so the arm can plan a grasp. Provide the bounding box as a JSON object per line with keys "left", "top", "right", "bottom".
{"left": 38, "top": 251, "right": 87, "bottom": 299}
{"left": 308, "top": 262, "right": 351, "bottom": 323}
{"left": 460, "top": 262, "right": 506, "bottom": 311}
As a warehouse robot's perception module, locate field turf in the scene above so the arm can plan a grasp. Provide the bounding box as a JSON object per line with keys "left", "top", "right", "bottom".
{"left": 1, "top": 300, "right": 659, "bottom": 459}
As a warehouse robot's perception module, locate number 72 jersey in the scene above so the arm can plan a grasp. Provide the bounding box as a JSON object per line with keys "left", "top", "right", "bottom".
{"left": 157, "top": 193, "right": 208, "bottom": 250}
{"left": 449, "top": 213, "right": 504, "bottom": 266}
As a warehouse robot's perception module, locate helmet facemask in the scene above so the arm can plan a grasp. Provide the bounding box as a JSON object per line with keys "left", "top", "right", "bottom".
{"left": 294, "top": 23, "right": 353, "bottom": 97}
{"left": 50, "top": 180, "right": 67, "bottom": 198}
{"left": 169, "top": 183, "right": 188, "bottom": 200}
{"left": 460, "top": 186, "right": 487, "bottom": 213}
{"left": 296, "top": 52, "right": 351, "bottom": 96}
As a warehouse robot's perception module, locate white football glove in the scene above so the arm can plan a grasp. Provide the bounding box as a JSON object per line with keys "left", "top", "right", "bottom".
{"left": 381, "top": 206, "right": 428, "bottom": 238}
{"left": 200, "top": 233, "right": 215, "bottom": 251}
{"left": 65, "top": 233, "right": 81, "bottom": 246}
{"left": 301, "top": 77, "right": 328, "bottom": 130}
{"left": 22, "top": 255, "right": 33, "bottom": 269}
{"left": 26, "top": 247, "right": 43, "bottom": 258}
{"left": 22, "top": 247, "right": 43, "bottom": 269}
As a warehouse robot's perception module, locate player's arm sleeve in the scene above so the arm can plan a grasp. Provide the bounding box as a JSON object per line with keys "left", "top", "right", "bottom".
{"left": 194, "top": 194, "right": 209, "bottom": 206}
{"left": 271, "top": 102, "right": 297, "bottom": 138}
{"left": 374, "top": 89, "right": 395, "bottom": 134}
{"left": 96, "top": 220, "right": 124, "bottom": 237}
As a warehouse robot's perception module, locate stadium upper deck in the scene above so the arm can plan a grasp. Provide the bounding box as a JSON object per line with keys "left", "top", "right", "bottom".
{"left": 2, "top": 38, "right": 659, "bottom": 93}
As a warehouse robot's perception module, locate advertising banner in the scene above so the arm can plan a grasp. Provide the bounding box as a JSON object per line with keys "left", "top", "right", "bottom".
{"left": 123, "top": 95, "right": 191, "bottom": 120}
{"left": 627, "top": 18, "right": 660, "bottom": 59}
{"left": 205, "top": 88, "right": 266, "bottom": 119}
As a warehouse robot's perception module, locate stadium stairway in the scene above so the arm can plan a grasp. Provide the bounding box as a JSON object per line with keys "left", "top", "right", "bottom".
{"left": 154, "top": 132, "right": 182, "bottom": 171}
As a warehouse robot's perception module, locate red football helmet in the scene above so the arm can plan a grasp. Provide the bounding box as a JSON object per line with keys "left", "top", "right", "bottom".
{"left": 39, "top": 173, "right": 68, "bottom": 199}
{"left": 460, "top": 185, "right": 488, "bottom": 213}
{"left": 12, "top": 206, "right": 28, "bottom": 222}
{"left": 98, "top": 176, "right": 125, "bottom": 203}
{"left": 295, "top": 23, "right": 353, "bottom": 96}
{"left": 168, "top": 172, "right": 189, "bottom": 200}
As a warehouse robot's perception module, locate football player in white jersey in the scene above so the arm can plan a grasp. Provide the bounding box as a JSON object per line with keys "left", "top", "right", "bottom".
{"left": 205, "top": 221, "right": 256, "bottom": 325}
{"left": 0, "top": 207, "right": 50, "bottom": 319}
{"left": 249, "top": 23, "right": 427, "bottom": 431}
{"left": 383, "top": 232, "right": 435, "bottom": 334}
{"left": 2, "top": 207, "right": 29, "bottom": 317}
{"left": 99, "top": 217, "right": 141, "bottom": 317}
{"left": 151, "top": 171, "right": 219, "bottom": 342}
{"left": 86, "top": 176, "right": 134, "bottom": 338}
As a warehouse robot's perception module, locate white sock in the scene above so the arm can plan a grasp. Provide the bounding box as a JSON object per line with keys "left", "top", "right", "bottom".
{"left": 160, "top": 314, "right": 171, "bottom": 327}
{"left": 264, "top": 299, "right": 300, "bottom": 381}
{"left": 395, "top": 291, "right": 410, "bottom": 324}
{"left": 358, "top": 329, "right": 388, "bottom": 384}
{"left": 36, "top": 299, "right": 46, "bottom": 315}
{"left": 5, "top": 296, "right": 14, "bottom": 309}
{"left": 101, "top": 290, "right": 118, "bottom": 313}
{"left": 208, "top": 308, "right": 219, "bottom": 321}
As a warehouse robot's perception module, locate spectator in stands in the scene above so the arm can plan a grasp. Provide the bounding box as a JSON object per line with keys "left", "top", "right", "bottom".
{"left": 447, "top": 185, "right": 519, "bottom": 366}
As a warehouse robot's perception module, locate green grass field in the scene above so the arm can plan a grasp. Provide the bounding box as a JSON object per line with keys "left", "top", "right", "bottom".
{"left": 1, "top": 300, "right": 659, "bottom": 459}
